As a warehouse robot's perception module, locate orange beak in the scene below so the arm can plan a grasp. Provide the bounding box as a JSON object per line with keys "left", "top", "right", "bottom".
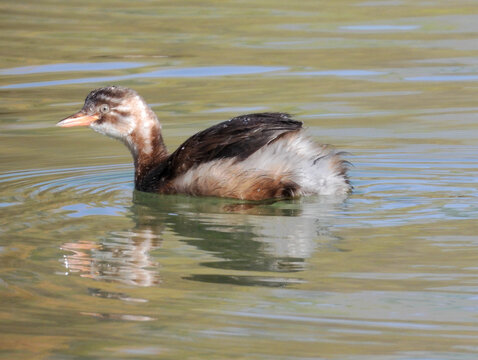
{"left": 57, "top": 111, "right": 100, "bottom": 128}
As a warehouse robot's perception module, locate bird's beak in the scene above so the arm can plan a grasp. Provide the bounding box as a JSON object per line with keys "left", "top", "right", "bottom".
{"left": 56, "top": 111, "right": 100, "bottom": 128}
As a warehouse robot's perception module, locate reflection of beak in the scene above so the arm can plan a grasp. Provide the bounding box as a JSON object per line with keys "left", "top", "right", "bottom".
{"left": 56, "top": 111, "right": 100, "bottom": 128}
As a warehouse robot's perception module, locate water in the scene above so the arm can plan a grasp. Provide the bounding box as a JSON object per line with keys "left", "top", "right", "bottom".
{"left": 1, "top": 0, "right": 478, "bottom": 358}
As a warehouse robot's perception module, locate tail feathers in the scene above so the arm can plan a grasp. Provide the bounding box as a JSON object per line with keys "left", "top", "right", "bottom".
{"left": 297, "top": 147, "right": 352, "bottom": 196}
{"left": 311, "top": 149, "right": 352, "bottom": 195}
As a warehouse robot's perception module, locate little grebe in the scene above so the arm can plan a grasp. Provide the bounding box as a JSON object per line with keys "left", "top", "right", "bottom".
{"left": 57, "top": 86, "right": 351, "bottom": 200}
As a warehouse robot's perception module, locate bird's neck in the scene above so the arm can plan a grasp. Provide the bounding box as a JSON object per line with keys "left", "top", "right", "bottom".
{"left": 124, "top": 112, "right": 169, "bottom": 189}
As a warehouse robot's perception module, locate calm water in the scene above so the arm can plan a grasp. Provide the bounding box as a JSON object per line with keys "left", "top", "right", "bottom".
{"left": 1, "top": 1, "right": 478, "bottom": 359}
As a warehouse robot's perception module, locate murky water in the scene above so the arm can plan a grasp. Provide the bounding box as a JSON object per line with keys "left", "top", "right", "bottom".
{"left": 1, "top": 0, "right": 478, "bottom": 359}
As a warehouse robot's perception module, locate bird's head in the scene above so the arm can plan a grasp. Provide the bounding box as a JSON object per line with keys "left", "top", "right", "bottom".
{"left": 57, "top": 86, "right": 159, "bottom": 143}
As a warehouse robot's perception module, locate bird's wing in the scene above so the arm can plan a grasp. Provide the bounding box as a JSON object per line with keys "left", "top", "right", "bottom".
{"left": 167, "top": 112, "right": 302, "bottom": 175}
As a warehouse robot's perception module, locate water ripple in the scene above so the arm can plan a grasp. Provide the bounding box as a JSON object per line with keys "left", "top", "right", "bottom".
{"left": 0, "top": 164, "right": 132, "bottom": 209}
{"left": 0, "top": 62, "right": 146, "bottom": 76}
{"left": 405, "top": 74, "right": 478, "bottom": 82}
{"left": 0, "top": 65, "right": 287, "bottom": 89}
{"left": 1, "top": 147, "right": 477, "bottom": 228}
{"left": 341, "top": 25, "right": 420, "bottom": 31}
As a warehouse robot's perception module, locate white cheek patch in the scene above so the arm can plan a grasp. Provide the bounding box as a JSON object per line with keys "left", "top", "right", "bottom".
{"left": 90, "top": 121, "right": 122, "bottom": 139}
{"left": 90, "top": 115, "right": 135, "bottom": 140}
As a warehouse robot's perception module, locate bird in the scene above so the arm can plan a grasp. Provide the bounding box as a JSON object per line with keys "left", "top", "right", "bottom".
{"left": 57, "top": 86, "right": 351, "bottom": 200}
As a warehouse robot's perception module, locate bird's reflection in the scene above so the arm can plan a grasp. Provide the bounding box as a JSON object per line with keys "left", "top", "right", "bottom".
{"left": 62, "top": 192, "right": 345, "bottom": 287}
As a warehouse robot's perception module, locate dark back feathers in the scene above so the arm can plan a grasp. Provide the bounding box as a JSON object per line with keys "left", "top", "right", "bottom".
{"left": 169, "top": 112, "right": 302, "bottom": 172}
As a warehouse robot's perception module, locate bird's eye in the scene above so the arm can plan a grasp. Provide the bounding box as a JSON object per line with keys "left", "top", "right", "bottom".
{"left": 99, "top": 104, "right": 110, "bottom": 114}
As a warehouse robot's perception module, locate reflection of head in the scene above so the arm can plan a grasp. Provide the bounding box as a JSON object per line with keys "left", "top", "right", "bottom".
{"left": 62, "top": 226, "right": 162, "bottom": 287}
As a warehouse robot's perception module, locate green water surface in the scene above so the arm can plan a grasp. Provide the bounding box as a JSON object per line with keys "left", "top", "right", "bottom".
{"left": 1, "top": 0, "right": 478, "bottom": 359}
